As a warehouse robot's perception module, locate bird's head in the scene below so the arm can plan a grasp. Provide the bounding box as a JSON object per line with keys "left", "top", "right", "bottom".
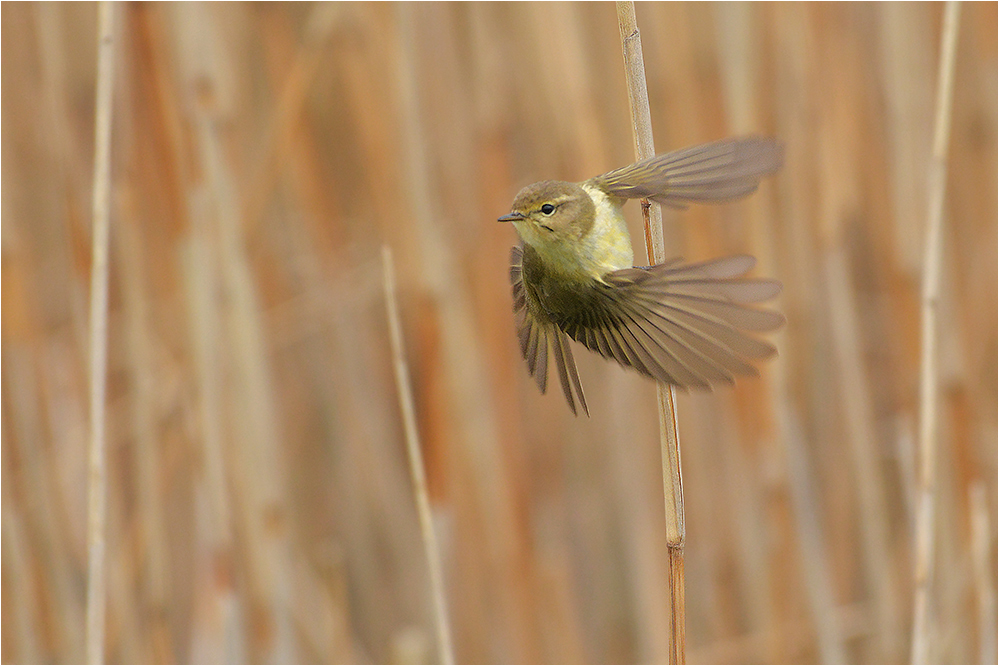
{"left": 498, "top": 180, "right": 596, "bottom": 249}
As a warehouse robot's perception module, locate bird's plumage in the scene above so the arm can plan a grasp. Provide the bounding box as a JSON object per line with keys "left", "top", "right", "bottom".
{"left": 511, "top": 246, "right": 783, "bottom": 416}
{"left": 503, "top": 136, "right": 785, "bottom": 416}
{"left": 589, "top": 136, "right": 783, "bottom": 207}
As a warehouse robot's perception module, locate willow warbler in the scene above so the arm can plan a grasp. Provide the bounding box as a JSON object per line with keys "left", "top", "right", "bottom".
{"left": 500, "top": 136, "right": 784, "bottom": 416}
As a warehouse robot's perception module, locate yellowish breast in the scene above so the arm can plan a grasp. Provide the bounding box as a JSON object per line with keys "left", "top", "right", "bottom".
{"left": 512, "top": 184, "right": 634, "bottom": 283}
{"left": 577, "top": 184, "right": 634, "bottom": 277}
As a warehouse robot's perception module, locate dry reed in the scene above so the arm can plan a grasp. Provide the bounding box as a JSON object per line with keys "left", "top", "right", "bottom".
{"left": 381, "top": 245, "right": 455, "bottom": 664}
{"left": 2, "top": 4, "right": 995, "bottom": 664}
{"left": 616, "top": 3, "right": 686, "bottom": 662}
{"left": 969, "top": 481, "right": 996, "bottom": 664}
{"left": 911, "top": 3, "right": 962, "bottom": 662}
{"left": 84, "top": 3, "right": 116, "bottom": 663}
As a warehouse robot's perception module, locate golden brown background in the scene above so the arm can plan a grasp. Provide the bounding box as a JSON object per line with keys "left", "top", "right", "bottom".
{"left": 2, "top": 2, "right": 997, "bottom": 663}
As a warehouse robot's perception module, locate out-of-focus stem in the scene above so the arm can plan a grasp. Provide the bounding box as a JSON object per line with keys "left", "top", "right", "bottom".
{"left": 85, "top": 2, "right": 116, "bottom": 664}
{"left": 911, "top": 3, "right": 960, "bottom": 663}
{"left": 381, "top": 245, "right": 455, "bottom": 665}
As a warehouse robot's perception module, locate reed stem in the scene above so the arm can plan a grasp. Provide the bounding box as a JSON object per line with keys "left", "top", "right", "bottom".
{"left": 911, "top": 2, "right": 961, "bottom": 662}
{"left": 381, "top": 245, "right": 455, "bottom": 665}
{"left": 85, "top": 2, "right": 116, "bottom": 663}
{"left": 616, "top": 3, "right": 685, "bottom": 662}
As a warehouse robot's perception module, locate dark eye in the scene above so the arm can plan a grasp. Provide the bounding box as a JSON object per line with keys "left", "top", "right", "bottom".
{"left": 540, "top": 203, "right": 555, "bottom": 215}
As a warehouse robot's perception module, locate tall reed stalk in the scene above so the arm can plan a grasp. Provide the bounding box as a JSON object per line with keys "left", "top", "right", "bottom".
{"left": 3, "top": 4, "right": 994, "bottom": 663}
{"left": 381, "top": 245, "right": 455, "bottom": 665}
{"left": 85, "top": 3, "right": 116, "bottom": 663}
{"left": 911, "top": 3, "right": 961, "bottom": 662}
{"left": 616, "top": 3, "right": 685, "bottom": 662}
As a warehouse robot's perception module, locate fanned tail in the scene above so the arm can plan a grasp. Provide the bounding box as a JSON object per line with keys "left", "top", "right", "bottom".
{"left": 511, "top": 246, "right": 590, "bottom": 416}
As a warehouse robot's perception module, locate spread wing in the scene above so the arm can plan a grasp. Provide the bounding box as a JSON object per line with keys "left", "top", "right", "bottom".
{"left": 557, "top": 255, "right": 784, "bottom": 389}
{"left": 510, "top": 246, "right": 589, "bottom": 416}
{"left": 588, "top": 136, "right": 783, "bottom": 208}
{"left": 511, "top": 246, "right": 783, "bottom": 414}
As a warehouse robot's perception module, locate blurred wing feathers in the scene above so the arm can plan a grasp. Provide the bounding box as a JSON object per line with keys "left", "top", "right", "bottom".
{"left": 510, "top": 246, "right": 781, "bottom": 412}
{"left": 589, "top": 136, "right": 783, "bottom": 208}
{"left": 561, "top": 255, "right": 784, "bottom": 388}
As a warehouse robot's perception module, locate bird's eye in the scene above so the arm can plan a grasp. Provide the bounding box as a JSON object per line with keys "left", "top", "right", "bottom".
{"left": 540, "top": 203, "right": 555, "bottom": 215}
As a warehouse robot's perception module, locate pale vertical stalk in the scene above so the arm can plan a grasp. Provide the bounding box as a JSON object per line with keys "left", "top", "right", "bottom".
{"left": 85, "top": 3, "right": 116, "bottom": 663}
{"left": 395, "top": 4, "right": 533, "bottom": 659}
{"left": 199, "top": 114, "right": 294, "bottom": 661}
{"left": 968, "top": 482, "right": 995, "bottom": 665}
{"left": 381, "top": 246, "right": 455, "bottom": 665}
{"left": 615, "top": 3, "right": 685, "bottom": 662}
{"left": 244, "top": 3, "right": 341, "bottom": 232}
{"left": 312, "top": 545, "right": 357, "bottom": 663}
{"left": 714, "top": 8, "right": 846, "bottom": 661}
{"left": 116, "top": 212, "right": 171, "bottom": 662}
{"left": 824, "top": 247, "right": 900, "bottom": 658}
{"left": 911, "top": 3, "right": 960, "bottom": 663}
{"left": 177, "top": 4, "right": 297, "bottom": 659}
{"left": 774, "top": 404, "right": 848, "bottom": 663}
{"left": 3, "top": 474, "right": 42, "bottom": 662}
{"left": 181, "top": 236, "right": 239, "bottom": 664}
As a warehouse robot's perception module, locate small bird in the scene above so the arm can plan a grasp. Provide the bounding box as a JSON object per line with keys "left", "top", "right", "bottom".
{"left": 500, "top": 136, "right": 785, "bottom": 416}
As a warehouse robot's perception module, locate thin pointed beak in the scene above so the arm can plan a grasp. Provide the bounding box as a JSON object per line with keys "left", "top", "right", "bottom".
{"left": 498, "top": 212, "right": 525, "bottom": 223}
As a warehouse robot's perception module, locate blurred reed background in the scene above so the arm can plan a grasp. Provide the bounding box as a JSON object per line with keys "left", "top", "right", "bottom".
{"left": 2, "top": 2, "right": 996, "bottom": 663}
